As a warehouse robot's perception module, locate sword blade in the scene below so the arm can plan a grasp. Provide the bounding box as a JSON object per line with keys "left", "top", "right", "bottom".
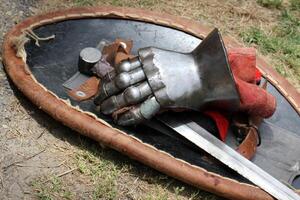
{"left": 158, "top": 116, "right": 300, "bottom": 200}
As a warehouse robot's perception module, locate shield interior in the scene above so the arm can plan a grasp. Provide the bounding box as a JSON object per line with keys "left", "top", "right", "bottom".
{"left": 25, "top": 18, "right": 300, "bottom": 187}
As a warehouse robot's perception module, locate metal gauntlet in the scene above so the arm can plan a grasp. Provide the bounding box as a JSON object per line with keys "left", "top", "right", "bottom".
{"left": 94, "top": 28, "right": 240, "bottom": 125}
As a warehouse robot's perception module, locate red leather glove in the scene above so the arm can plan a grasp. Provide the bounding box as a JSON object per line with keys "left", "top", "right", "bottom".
{"left": 205, "top": 48, "right": 276, "bottom": 141}
{"left": 228, "top": 48, "right": 276, "bottom": 118}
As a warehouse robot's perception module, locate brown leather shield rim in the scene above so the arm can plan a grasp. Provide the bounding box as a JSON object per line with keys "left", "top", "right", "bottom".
{"left": 2, "top": 7, "right": 300, "bottom": 200}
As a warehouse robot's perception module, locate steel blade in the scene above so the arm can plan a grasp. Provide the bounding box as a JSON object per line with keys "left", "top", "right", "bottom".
{"left": 158, "top": 116, "right": 300, "bottom": 200}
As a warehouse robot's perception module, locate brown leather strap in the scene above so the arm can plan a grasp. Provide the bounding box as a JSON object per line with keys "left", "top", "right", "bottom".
{"left": 102, "top": 38, "right": 133, "bottom": 66}
{"left": 115, "top": 52, "right": 135, "bottom": 65}
{"left": 68, "top": 76, "right": 100, "bottom": 102}
{"left": 234, "top": 81, "right": 267, "bottom": 160}
{"left": 236, "top": 125, "right": 259, "bottom": 160}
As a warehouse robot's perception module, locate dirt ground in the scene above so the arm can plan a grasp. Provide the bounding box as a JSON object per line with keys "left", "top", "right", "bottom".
{"left": 0, "top": 0, "right": 297, "bottom": 200}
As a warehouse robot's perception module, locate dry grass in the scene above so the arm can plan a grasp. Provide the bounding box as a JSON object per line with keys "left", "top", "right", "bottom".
{"left": 30, "top": 136, "right": 212, "bottom": 200}
{"left": 38, "top": 0, "right": 281, "bottom": 37}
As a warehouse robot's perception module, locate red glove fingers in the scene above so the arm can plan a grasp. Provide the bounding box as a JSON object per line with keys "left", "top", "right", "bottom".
{"left": 235, "top": 77, "right": 276, "bottom": 118}
{"left": 228, "top": 48, "right": 257, "bottom": 84}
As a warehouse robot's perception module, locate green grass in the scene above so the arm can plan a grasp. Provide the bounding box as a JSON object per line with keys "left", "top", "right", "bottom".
{"left": 290, "top": 0, "right": 300, "bottom": 10}
{"left": 75, "top": 141, "right": 121, "bottom": 200}
{"left": 240, "top": 5, "right": 300, "bottom": 78}
{"left": 143, "top": 186, "right": 169, "bottom": 200}
{"left": 32, "top": 176, "right": 73, "bottom": 200}
{"left": 73, "top": 0, "right": 94, "bottom": 6}
{"left": 31, "top": 138, "right": 122, "bottom": 200}
{"left": 74, "top": 138, "right": 212, "bottom": 200}
{"left": 257, "top": 0, "right": 282, "bottom": 8}
{"left": 31, "top": 136, "right": 209, "bottom": 200}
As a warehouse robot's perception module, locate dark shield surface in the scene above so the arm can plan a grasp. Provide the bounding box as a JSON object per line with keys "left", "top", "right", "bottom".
{"left": 25, "top": 18, "right": 300, "bottom": 187}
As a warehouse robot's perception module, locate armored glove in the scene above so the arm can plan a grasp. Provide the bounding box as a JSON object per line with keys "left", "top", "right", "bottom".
{"left": 94, "top": 29, "right": 276, "bottom": 126}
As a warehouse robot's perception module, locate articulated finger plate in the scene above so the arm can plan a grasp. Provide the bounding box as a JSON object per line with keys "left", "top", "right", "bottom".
{"left": 94, "top": 81, "right": 110, "bottom": 105}
{"left": 116, "top": 57, "right": 141, "bottom": 72}
{"left": 94, "top": 80, "right": 120, "bottom": 105}
{"left": 116, "top": 96, "right": 161, "bottom": 126}
{"left": 115, "top": 67, "right": 146, "bottom": 89}
{"left": 100, "top": 81, "right": 153, "bottom": 115}
{"left": 95, "top": 67, "right": 146, "bottom": 104}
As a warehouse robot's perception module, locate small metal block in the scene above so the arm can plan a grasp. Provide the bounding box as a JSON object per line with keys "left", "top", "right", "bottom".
{"left": 78, "top": 47, "right": 102, "bottom": 75}
{"left": 80, "top": 47, "right": 102, "bottom": 64}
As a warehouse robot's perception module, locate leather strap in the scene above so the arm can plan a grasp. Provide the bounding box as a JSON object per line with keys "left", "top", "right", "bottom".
{"left": 235, "top": 119, "right": 260, "bottom": 160}
{"left": 68, "top": 76, "right": 100, "bottom": 101}
{"left": 233, "top": 81, "right": 267, "bottom": 160}
{"left": 102, "top": 38, "right": 133, "bottom": 66}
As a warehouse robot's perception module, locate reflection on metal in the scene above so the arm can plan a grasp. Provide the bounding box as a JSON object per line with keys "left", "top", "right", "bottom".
{"left": 78, "top": 47, "right": 102, "bottom": 75}
{"left": 138, "top": 28, "right": 239, "bottom": 111}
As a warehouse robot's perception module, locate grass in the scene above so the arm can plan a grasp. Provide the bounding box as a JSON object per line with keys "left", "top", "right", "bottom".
{"left": 257, "top": 0, "right": 282, "bottom": 8}
{"left": 30, "top": 136, "right": 208, "bottom": 200}
{"left": 290, "top": 0, "right": 300, "bottom": 10}
{"left": 31, "top": 140, "right": 122, "bottom": 200}
{"left": 32, "top": 176, "right": 73, "bottom": 200}
{"left": 75, "top": 145, "right": 120, "bottom": 200}
{"left": 73, "top": 0, "right": 93, "bottom": 6}
{"left": 72, "top": 139, "right": 212, "bottom": 200}
{"left": 241, "top": 2, "right": 300, "bottom": 80}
